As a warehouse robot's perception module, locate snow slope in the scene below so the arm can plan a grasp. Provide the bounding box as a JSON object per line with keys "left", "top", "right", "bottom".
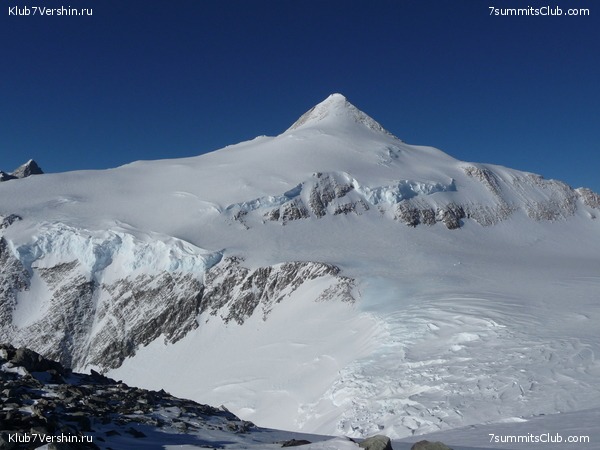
{"left": 1, "top": 94, "right": 599, "bottom": 440}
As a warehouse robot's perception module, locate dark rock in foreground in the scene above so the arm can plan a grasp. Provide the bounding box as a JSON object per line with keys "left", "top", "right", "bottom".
{"left": 360, "top": 434, "right": 393, "bottom": 450}
{"left": 0, "top": 343, "right": 254, "bottom": 449}
{"left": 410, "top": 440, "right": 453, "bottom": 450}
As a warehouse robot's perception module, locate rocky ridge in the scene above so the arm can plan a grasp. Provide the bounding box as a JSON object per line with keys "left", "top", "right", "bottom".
{"left": 0, "top": 160, "right": 43, "bottom": 183}
{"left": 226, "top": 167, "right": 597, "bottom": 230}
{"left": 0, "top": 217, "right": 356, "bottom": 371}
{"left": 0, "top": 343, "right": 255, "bottom": 449}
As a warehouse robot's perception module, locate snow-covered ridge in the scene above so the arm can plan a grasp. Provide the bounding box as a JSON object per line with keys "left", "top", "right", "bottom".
{"left": 286, "top": 93, "right": 394, "bottom": 136}
{"left": 354, "top": 179, "right": 456, "bottom": 205}
{"left": 7, "top": 221, "right": 222, "bottom": 282}
{"left": 223, "top": 166, "right": 597, "bottom": 231}
{"left": 228, "top": 172, "right": 455, "bottom": 211}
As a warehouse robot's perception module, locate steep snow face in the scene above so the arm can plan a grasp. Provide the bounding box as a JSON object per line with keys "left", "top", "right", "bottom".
{"left": 286, "top": 93, "right": 394, "bottom": 136}
{"left": 0, "top": 219, "right": 224, "bottom": 369}
{"left": 7, "top": 221, "right": 220, "bottom": 283}
{"left": 1, "top": 95, "right": 600, "bottom": 440}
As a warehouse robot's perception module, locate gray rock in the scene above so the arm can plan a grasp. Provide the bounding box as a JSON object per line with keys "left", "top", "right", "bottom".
{"left": 11, "top": 159, "right": 44, "bottom": 179}
{"left": 410, "top": 440, "right": 453, "bottom": 450}
{"left": 10, "top": 347, "right": 64, "bottom": 374}
{"left": 281, "top": 439, "right": 312, "bottom": 447}
{"left": 0, "top": 160, "right": 43, "bottom": 182}
{"left": 359, "top": 434, "right": 393, "bottom": 450}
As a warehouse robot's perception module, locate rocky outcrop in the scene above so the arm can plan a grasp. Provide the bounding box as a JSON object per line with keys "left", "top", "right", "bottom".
{"left": 0, "top": 238, "right": 29, "bottom": 344}
{"left": 0, "top": 214, "right": 23, "bottom": 230}
{"left": 360, "top": 435, "right": 394, "bottom": 450}
{"left": 463, "top": 165, "right": 587, "bottom": 224}
{"left": 201, "top": 256, "right": 355, "bottom": 324}
{"left": 394, "top": 201, "right": 465, "bottom": 229}
{"left": 231, "top": 166, "right": 600, "bottom": 230}
{"left": 0, "top": 171, "right": 16, "bottom": 182}
{"left": 281, "top": 439, "right": 313, "bottom": 447}
{"left": 3, "top": 263, "right": 207, "bottom": 370}
{"left": 0, "top": 160, "right": 43, "bottom": 182}
{"left": 0, "top": 343, "right": 254, "bottom": 450}
{"left": 410, "top": 440, "right": 453, "bottom": 450}
{"left": 0, "top": 231, "right": 356, "bottom": 371}
{"left": 308, "top": 172, "right": 355, "bottom": 217}
{"left": 84, "top": 272, "right": 204, "bottom": 370}
{"left": 577, "top": 187, "right": 600, "bottom": 210}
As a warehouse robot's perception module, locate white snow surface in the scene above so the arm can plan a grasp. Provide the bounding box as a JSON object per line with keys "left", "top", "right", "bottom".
{"left": 1, "top": 94, "right": 599, "bottom": 442}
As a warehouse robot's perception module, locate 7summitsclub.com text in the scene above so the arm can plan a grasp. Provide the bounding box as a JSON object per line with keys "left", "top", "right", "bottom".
{"left": 489, "top": 432, "right": 590, "bottom": 444}
{"left": 8, "top": 6, "right": 92, "bottom": 16}
{"left": 489, "top": 5, "right": 590, "bottom": 16}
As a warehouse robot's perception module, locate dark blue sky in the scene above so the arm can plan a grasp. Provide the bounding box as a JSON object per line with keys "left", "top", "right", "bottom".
{"left": 2, "top": 0, "right": 599, "bottom": 192}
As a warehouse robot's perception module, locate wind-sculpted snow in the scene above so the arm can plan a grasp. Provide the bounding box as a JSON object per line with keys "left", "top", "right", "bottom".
{"left": 301, "top": 299, "right": 600, "bottom": 438}
{"left": 10, "top": 222, "right": 221, "bottom": 279}
{"left": 354, "top": 179, "right": 457, "bottom": 205}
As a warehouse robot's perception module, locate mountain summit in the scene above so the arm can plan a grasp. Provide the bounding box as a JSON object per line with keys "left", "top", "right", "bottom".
{"left": 286, "top": 93, "right": 393, "bottom": 136}
{"left": 12, "top": 159, "right": 44, "bottom": 178}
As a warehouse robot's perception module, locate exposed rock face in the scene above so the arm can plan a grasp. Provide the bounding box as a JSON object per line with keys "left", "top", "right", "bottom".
{"left": 0, "top": 171, "right": 17, "bottom": 182}
{"left": 394, "top": 201, "right": 465, "bottom": 229}
{"left": 577, "top": 187, "right": 600, "bottom": 210}
{"left": 410, "top": 440, "right": 453, "bottom": 450}
{"left": 0, "top": 160, "right": 43, "bottom": 182}
{"left": 87, "top": 272, "right": 205, "bottom": 370}
{"left": 281, "top": 438, "right": 313, "bottom": 447}
{"left": 308, "top": 172, "right": 355, "bottom": 217}
{"left": 359, "top": 434, "right": 394, "bottom": 450}
{"left": 0, "top": 237, "right": 30, "bottom": 343}
{"left": 0, "top": 222, "right": 356, "bottom": 372}
{"left": 227, "top": 167, "right": 600, "bottom": 230}
{"left": 0, "top": 343, "right": 255, "bottom": 450}
{"left": 0, "top": 214, "right": 22, "bottom": 230}
{"left": 11, "top": 160, "right": 44, "bottom": 179}
{"left": 201, "top": 256, "right": 355, "bottom": 324}
{"left": 2, "top": 263, "right": 206, "bottom": 371}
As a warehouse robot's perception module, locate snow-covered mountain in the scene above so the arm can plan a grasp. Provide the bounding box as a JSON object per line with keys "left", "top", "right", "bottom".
{"left": 1, "top": 93, "right": 599, "bottom": 441}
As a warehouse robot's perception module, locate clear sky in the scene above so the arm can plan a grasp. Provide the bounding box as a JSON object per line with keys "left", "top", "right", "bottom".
{"left": 1, "top": 0, "right": 599, "bottom": 192}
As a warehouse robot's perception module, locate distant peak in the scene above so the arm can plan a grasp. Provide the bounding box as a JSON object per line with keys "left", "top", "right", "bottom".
{"left": 9, "top": 159, "right": 44, "bottom": 179}
{"left": 286, "top": 93, "right": 393, "bottom": 136}
{"left": 1, "top": 159, "right": 44, "bottom": 182}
